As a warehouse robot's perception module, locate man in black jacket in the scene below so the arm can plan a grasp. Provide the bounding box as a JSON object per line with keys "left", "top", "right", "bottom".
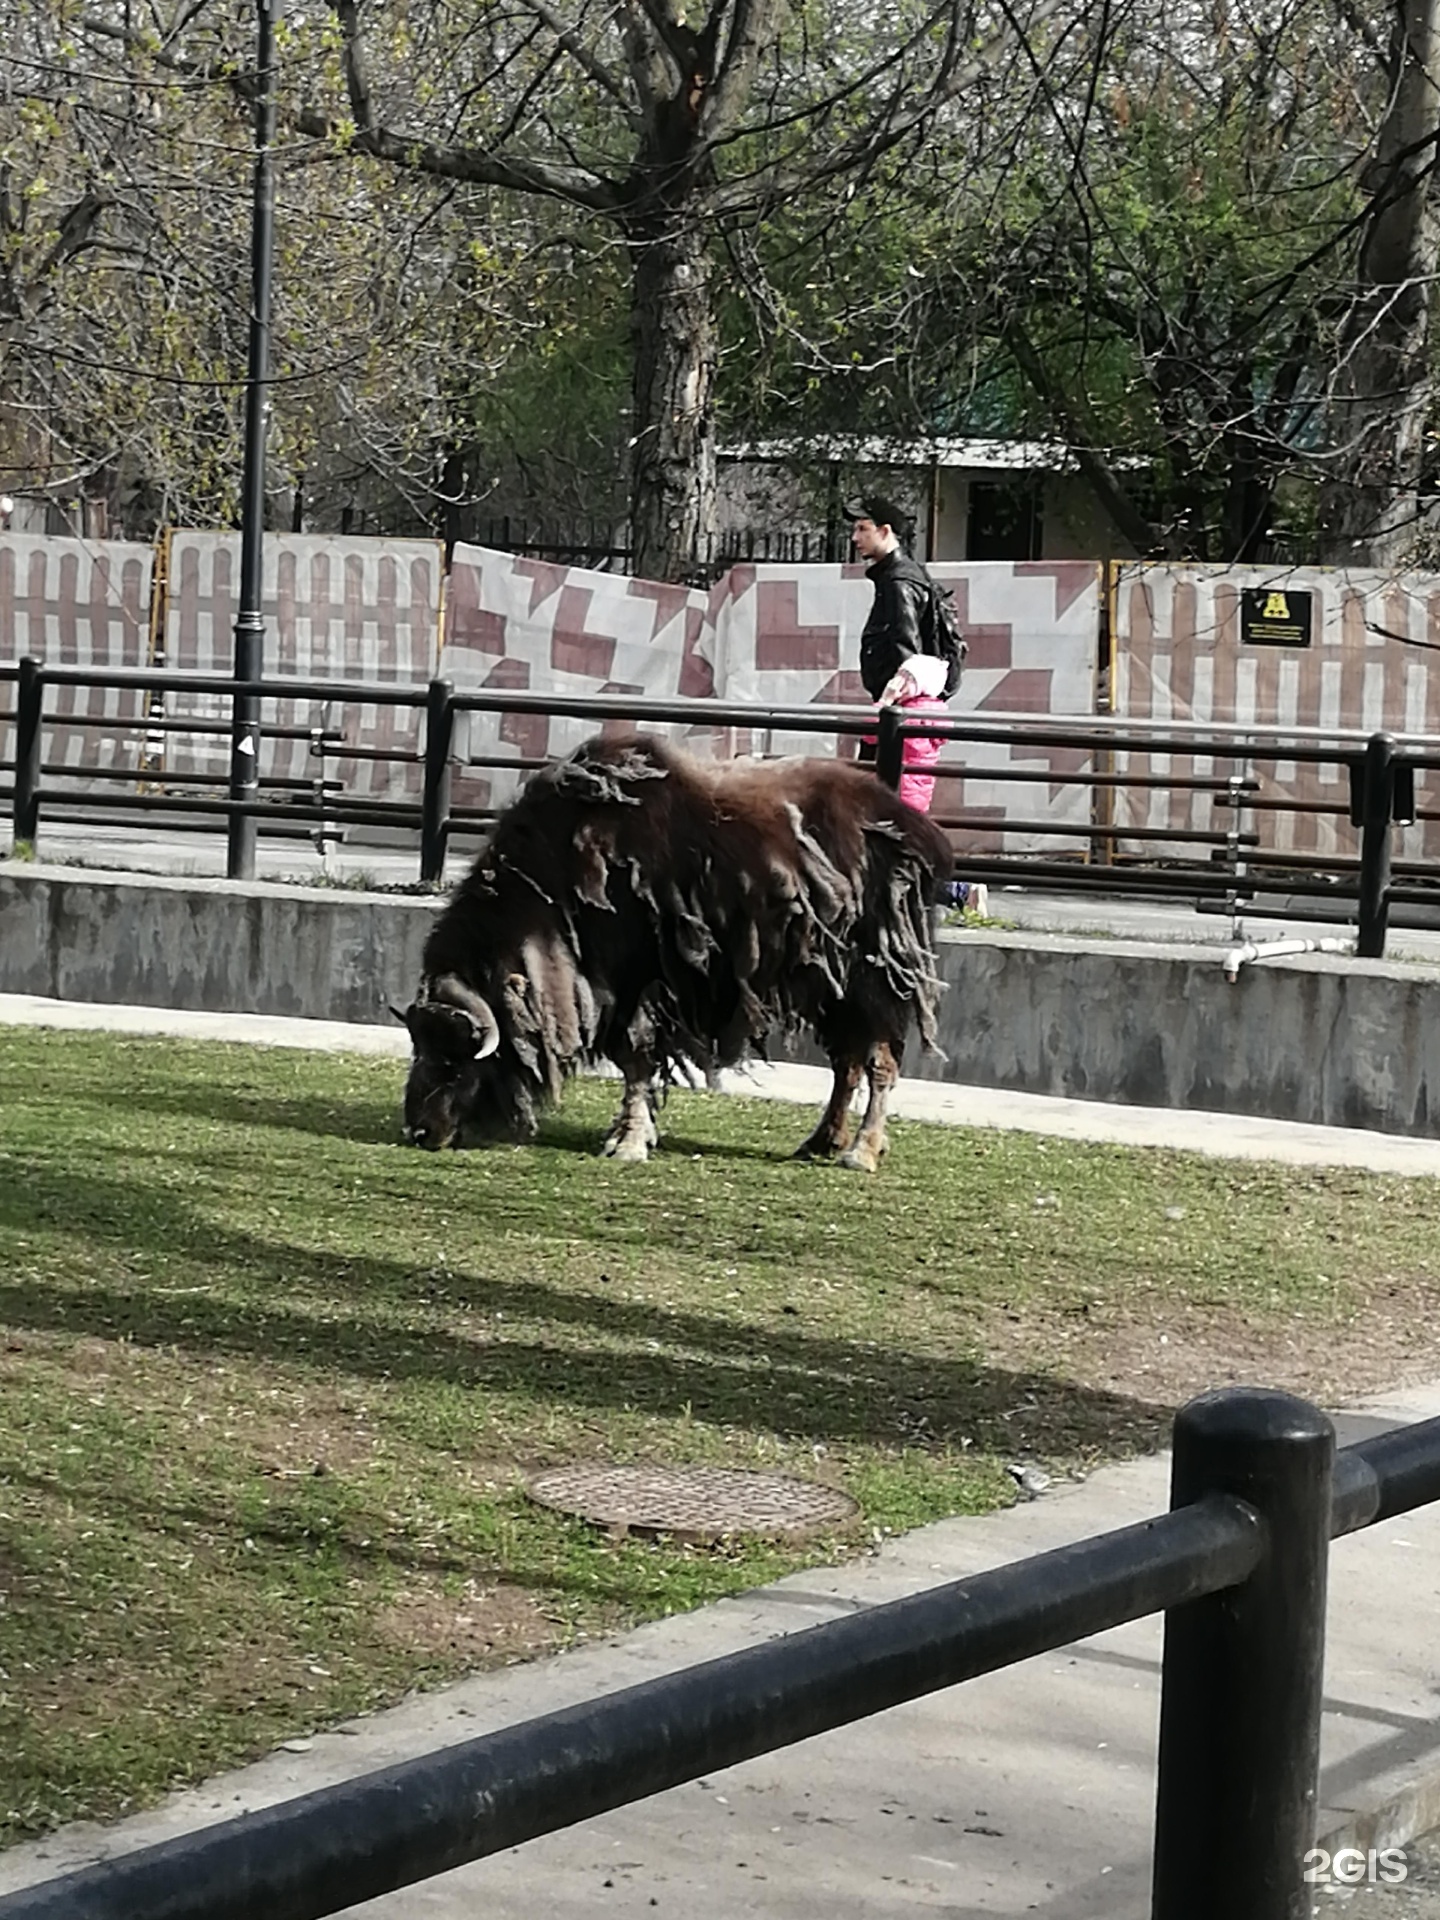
{"left": 847, "top": 494, "right": 951, "bottom": 810}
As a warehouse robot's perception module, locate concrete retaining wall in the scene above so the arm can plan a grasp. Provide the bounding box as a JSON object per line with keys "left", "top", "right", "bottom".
{"left": 3, "top": 864, "right": 1438, "bottom": 1138}
{"left": 922, "top": 934, "right": 1440, "bottom": 1138}
{"left": 0, "top": 865, "right": 435, "bottom": 1029}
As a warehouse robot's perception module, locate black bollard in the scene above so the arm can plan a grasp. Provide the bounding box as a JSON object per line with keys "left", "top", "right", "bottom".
{"left": 1151, "top": 1388, "right": 1334, "bottom": 1920}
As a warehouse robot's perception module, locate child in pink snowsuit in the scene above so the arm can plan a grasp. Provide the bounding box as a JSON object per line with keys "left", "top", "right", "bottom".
{"left": 848, "top": 492, "right": 952, "bottom": 815}
{"left": 862, "top": 651, "right": 949, "bottom": 813}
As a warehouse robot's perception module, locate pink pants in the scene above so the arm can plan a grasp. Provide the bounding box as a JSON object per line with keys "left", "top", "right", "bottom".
{"left": 862, "top": 696, "right": 948, "bottom": 814}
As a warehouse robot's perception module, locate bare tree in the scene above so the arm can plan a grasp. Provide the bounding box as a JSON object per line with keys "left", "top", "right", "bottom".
{"left": 0, "top": 3, "right": 572, "bottom": 535}
{"left": 293, "top": 0, "right": 1056, "bottom": 580}
{"left": 1318, "top": 0, "right": 1440, "bottom": 566}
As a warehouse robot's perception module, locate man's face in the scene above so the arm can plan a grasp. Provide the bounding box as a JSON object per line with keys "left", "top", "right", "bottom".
{"left": 851, "top": 516, "right": 895, "bottom": 561}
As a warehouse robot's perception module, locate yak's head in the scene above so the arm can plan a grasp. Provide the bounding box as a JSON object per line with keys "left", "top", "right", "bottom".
{"left": 394, "top": 974, "right": 501, "bottom": 1149}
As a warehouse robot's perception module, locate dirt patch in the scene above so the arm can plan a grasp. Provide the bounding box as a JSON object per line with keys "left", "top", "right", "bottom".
{"left": 247, "top": 1406, "right": 383, "bottom": 1481}
{"left": 985, "top": 1276, "right": 1440, "bottom": 1419}
{"left": 165, "top": 1371, "right": 387, "bottom": 1479}
{"left": 372, "top": 1578, "right": 560, "bottom": 1663}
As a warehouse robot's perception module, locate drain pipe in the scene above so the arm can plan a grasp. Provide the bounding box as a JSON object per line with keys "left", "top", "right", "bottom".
{"left": 1222, "top": 937, "right": 1355, "bottom": 983}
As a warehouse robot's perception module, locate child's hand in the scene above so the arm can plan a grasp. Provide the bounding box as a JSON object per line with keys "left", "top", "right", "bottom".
{"left": 877, "top": 667, "right": 919, "bottom": 708}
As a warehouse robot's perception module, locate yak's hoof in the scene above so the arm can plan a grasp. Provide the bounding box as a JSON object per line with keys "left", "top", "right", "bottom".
{"left": 836, "top": 1141, "right": 881, "bottom": 1173}
{"left": 793, "top": 1137, "right": 842, "bottom": 1161}
{"left": 601, "top": 1133, "right": 651, "bottom": 1163}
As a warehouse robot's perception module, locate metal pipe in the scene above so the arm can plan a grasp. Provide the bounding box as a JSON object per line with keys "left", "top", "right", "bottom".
{"left": 1222, "top": 937, "right": 1355, "bottom": 982}
{"left": 875, "top": 705, "right": 903, "bottom": 789}
{"left": 226, "top": 0, "right": 282, "bottom": 881}
{"left": 13, "top": 656, "right": 43, "bottom": 846}
{"left": 1356, "top": 732, "right": 1397, "bottom": 959}
{"left": 1332, "top": 1413, "right": 1440, "bottom": 1536}
{"left": 0, "top": 1495, "right": 1260, "bottom": 1920}
{"left": 420, "top": 678, "right": 454, "bottom": 884}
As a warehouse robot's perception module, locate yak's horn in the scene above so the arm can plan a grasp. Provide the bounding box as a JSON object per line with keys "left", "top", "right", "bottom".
{"left": 429, "top": 974, "right": 501, "bottom": 1060}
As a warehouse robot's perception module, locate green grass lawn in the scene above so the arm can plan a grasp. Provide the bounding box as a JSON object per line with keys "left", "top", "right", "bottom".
{"left": 1, "top": 1027, "right": 1437, "bottom": 1845}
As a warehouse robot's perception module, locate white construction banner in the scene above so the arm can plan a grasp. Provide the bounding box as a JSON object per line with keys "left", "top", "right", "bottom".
{"left": 1113, "top": 563, "right": 1440, "bottom": 861}
{"left": 0, "top": 534, "right": 155, "bottom": 780}
{"left": 444, "top": 547, "right": 1102, "bottom": 849}
{"left": 161, "top": 533, "right": 445, "bottom": 800}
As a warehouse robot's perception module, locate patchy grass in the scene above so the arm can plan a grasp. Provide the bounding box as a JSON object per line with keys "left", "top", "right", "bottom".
{"left": 1, "top": 1028, "right": 1438, "bottom": 1843}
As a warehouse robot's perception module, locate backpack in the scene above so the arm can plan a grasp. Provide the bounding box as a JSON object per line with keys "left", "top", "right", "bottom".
{"left": 920, "top": 578, "right": 968, "bottom": 700}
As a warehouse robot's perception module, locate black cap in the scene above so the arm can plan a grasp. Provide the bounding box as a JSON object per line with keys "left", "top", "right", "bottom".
{"left": 845, "top": 493, "right": 914, "bottom": 541}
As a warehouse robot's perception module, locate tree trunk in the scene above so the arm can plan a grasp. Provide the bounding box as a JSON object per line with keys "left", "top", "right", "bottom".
{"left": 628, "top": 220, "right": 717, "bottom": 583}
{"left": 1318, "top": 0, "right": 1440, "bottom": 568}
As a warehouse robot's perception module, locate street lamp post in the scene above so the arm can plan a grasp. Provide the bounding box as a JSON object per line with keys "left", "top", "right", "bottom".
{"left": 227, "top": 0, "right": 282, "bottom": 880}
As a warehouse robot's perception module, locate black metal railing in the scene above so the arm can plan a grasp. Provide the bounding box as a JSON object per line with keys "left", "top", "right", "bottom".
{"left": 0, "top": 1386, "right": 1435, "bottom": 1920}
{"left": 5, "top": 655, "right": 1439, "bottom": 953}
{"left": 876, "top": 704, "right": 1437, "bottom": 957}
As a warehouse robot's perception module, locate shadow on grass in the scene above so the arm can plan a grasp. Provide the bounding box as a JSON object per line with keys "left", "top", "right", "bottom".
{"left": 536, "top": 1112, "right": 790, "bottom": 1165}
{"left": 113, "top": 1082, "right": 401, "bottom": 1147}
{"left": 0, "top": 1162, "right": 1167, "bottom": 1462}
{"left": 0, "top": 1462, "right": 551, "bottom": 1596}
{"left": 110, "top": 1083, "right": 796, "bottom": 1166}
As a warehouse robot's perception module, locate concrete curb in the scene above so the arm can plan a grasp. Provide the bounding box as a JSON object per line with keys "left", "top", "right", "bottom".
{"left": 9, "top": 859, "right": 1440, "bottom": 1135}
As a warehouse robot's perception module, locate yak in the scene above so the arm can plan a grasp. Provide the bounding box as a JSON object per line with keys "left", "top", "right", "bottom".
{"left": 395, "top": 732, "right": 952, "bottom": 1171}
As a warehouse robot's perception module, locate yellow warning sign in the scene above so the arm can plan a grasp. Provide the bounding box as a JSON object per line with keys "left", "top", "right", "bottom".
{"left": 1241, "top": 587, "right": 1313, "bottom": 647}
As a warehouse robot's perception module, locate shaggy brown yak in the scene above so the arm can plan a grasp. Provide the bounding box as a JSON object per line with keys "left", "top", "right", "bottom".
{"left": 396, "top": 733, "right": 952, "bottom": 1170}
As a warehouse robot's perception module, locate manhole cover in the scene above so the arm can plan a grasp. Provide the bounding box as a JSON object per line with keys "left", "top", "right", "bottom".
{"left": 524, "top": 1464, "right": 860, "bottom": 1544}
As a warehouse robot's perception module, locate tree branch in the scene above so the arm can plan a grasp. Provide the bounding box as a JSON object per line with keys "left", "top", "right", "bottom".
{"left": 707, "top": 0, "right": 1070, "bottom": 216}
{"left": 622, "top": 0, "right": 708, "bottom": 79}
{"left": 1003, "top": 318, "right": 1165, "bottom": 556}
{"left": 703, "top": 0, "right": 771, "bottom": 142}
{"left": 516, "top": 0, "right": 643, "bottom": 127}
{"left": 329, "top": 1, "right": 623, "bottom": 212}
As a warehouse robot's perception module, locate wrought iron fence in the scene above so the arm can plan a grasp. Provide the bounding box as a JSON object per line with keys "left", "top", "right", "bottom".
{"left": 5, "top": 656, "right": 1440, "bottom": 956}
{"left": 465, "top": 519, "right": 843, "bottom": 575}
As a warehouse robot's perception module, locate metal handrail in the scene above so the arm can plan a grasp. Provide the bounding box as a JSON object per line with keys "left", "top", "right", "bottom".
{"left": 5, "top": 657, "right": 1437, "bottom": 950}
{"left": 0, "top": 1391, "right": 1432, "bottom": 1920}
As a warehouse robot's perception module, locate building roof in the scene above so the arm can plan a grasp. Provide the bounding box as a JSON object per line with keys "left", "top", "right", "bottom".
{"left": 716, "top": 435, "right": 1078, "bottom": 473}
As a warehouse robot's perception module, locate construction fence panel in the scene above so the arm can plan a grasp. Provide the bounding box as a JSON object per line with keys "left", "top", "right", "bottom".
{"left": 444, "top": 548, "right": 1102, "bottom": 848}
{"left": 161, "top": 534, "right": 444, "bottom": 801}
{"left": 441, "top": 546, "right": 720, "bottom": 818}
{"left": 1111, "top": 563, "right": 1440, "bottom": 862}
{"left": 0, "top": 534, "right": 156, "bottom": 782}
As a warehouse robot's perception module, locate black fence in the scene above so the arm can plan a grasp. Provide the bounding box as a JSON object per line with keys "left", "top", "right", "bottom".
{"left": 466, "top": 520, "right": 844, "bottom": 575}
{"left": 874, "top": 702, "right": 1440, "bottom": 958}
{"left": 5, "top": 655, "right": 1440, "bottom": 956}
{"left": 0, "top": 1386, "right": 1434, "bottom": 1920}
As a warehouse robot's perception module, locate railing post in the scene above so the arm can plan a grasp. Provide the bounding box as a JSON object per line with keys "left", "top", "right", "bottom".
{"left": 1356, "top": 730, "right": 1396, "bottom": 959}
{"left": 1151, "top": 1388, "right": 1334, "bottom": 1920}
{"left": 420, "top": 679, "right": 454, "bottom": 885}
{"left": 14, "top": 656, "right": 43, "bottom": 848}
{"left": 875, "top": 705, "right": 904, "bottom": 790}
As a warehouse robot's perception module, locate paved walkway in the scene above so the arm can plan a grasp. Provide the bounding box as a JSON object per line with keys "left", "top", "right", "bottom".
{"left": 1, "top": 996, "right": 1439, "bottom": 1917}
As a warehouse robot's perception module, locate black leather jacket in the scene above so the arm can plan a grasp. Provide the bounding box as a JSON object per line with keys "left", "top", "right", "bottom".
{"left": 858, "top": 549, "right": 932, "bottom": 700}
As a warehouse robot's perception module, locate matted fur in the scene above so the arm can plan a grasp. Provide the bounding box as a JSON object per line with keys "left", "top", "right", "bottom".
{"left": 399, "top": 733, "right": 953, "bottom": 1157}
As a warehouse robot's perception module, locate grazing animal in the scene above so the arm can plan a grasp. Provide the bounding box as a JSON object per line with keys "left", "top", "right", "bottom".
{"left": 396, "top": 733, "right": 952, "bottom": 1170}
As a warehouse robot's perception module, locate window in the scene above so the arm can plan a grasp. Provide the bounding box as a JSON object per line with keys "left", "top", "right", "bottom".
{"left": 967, "top": 479, "right": 1042, "bottom": 561}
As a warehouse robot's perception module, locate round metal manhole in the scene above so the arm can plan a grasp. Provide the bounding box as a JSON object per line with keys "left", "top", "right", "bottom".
{"left": 524, "top": 1464, "right": 861, "bottom": 1545}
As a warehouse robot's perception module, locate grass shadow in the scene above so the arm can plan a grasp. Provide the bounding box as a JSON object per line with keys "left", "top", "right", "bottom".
{"left": 0, "top": 1160, "right": 1167, "bottom": 1461}
{"left": 115, "top": 1082, "right": 400, "bottom": 1146}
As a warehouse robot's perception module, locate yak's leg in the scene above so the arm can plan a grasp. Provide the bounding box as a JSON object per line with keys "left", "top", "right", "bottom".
{"left": 793, "top": 1056, "right": 863, "bottom": 1160}
{"left": 601, "top": 1054, "right": 659, "bottom": 1162}
{"left": 838, "top": 1041, "right": 900, "bottom": 1173}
